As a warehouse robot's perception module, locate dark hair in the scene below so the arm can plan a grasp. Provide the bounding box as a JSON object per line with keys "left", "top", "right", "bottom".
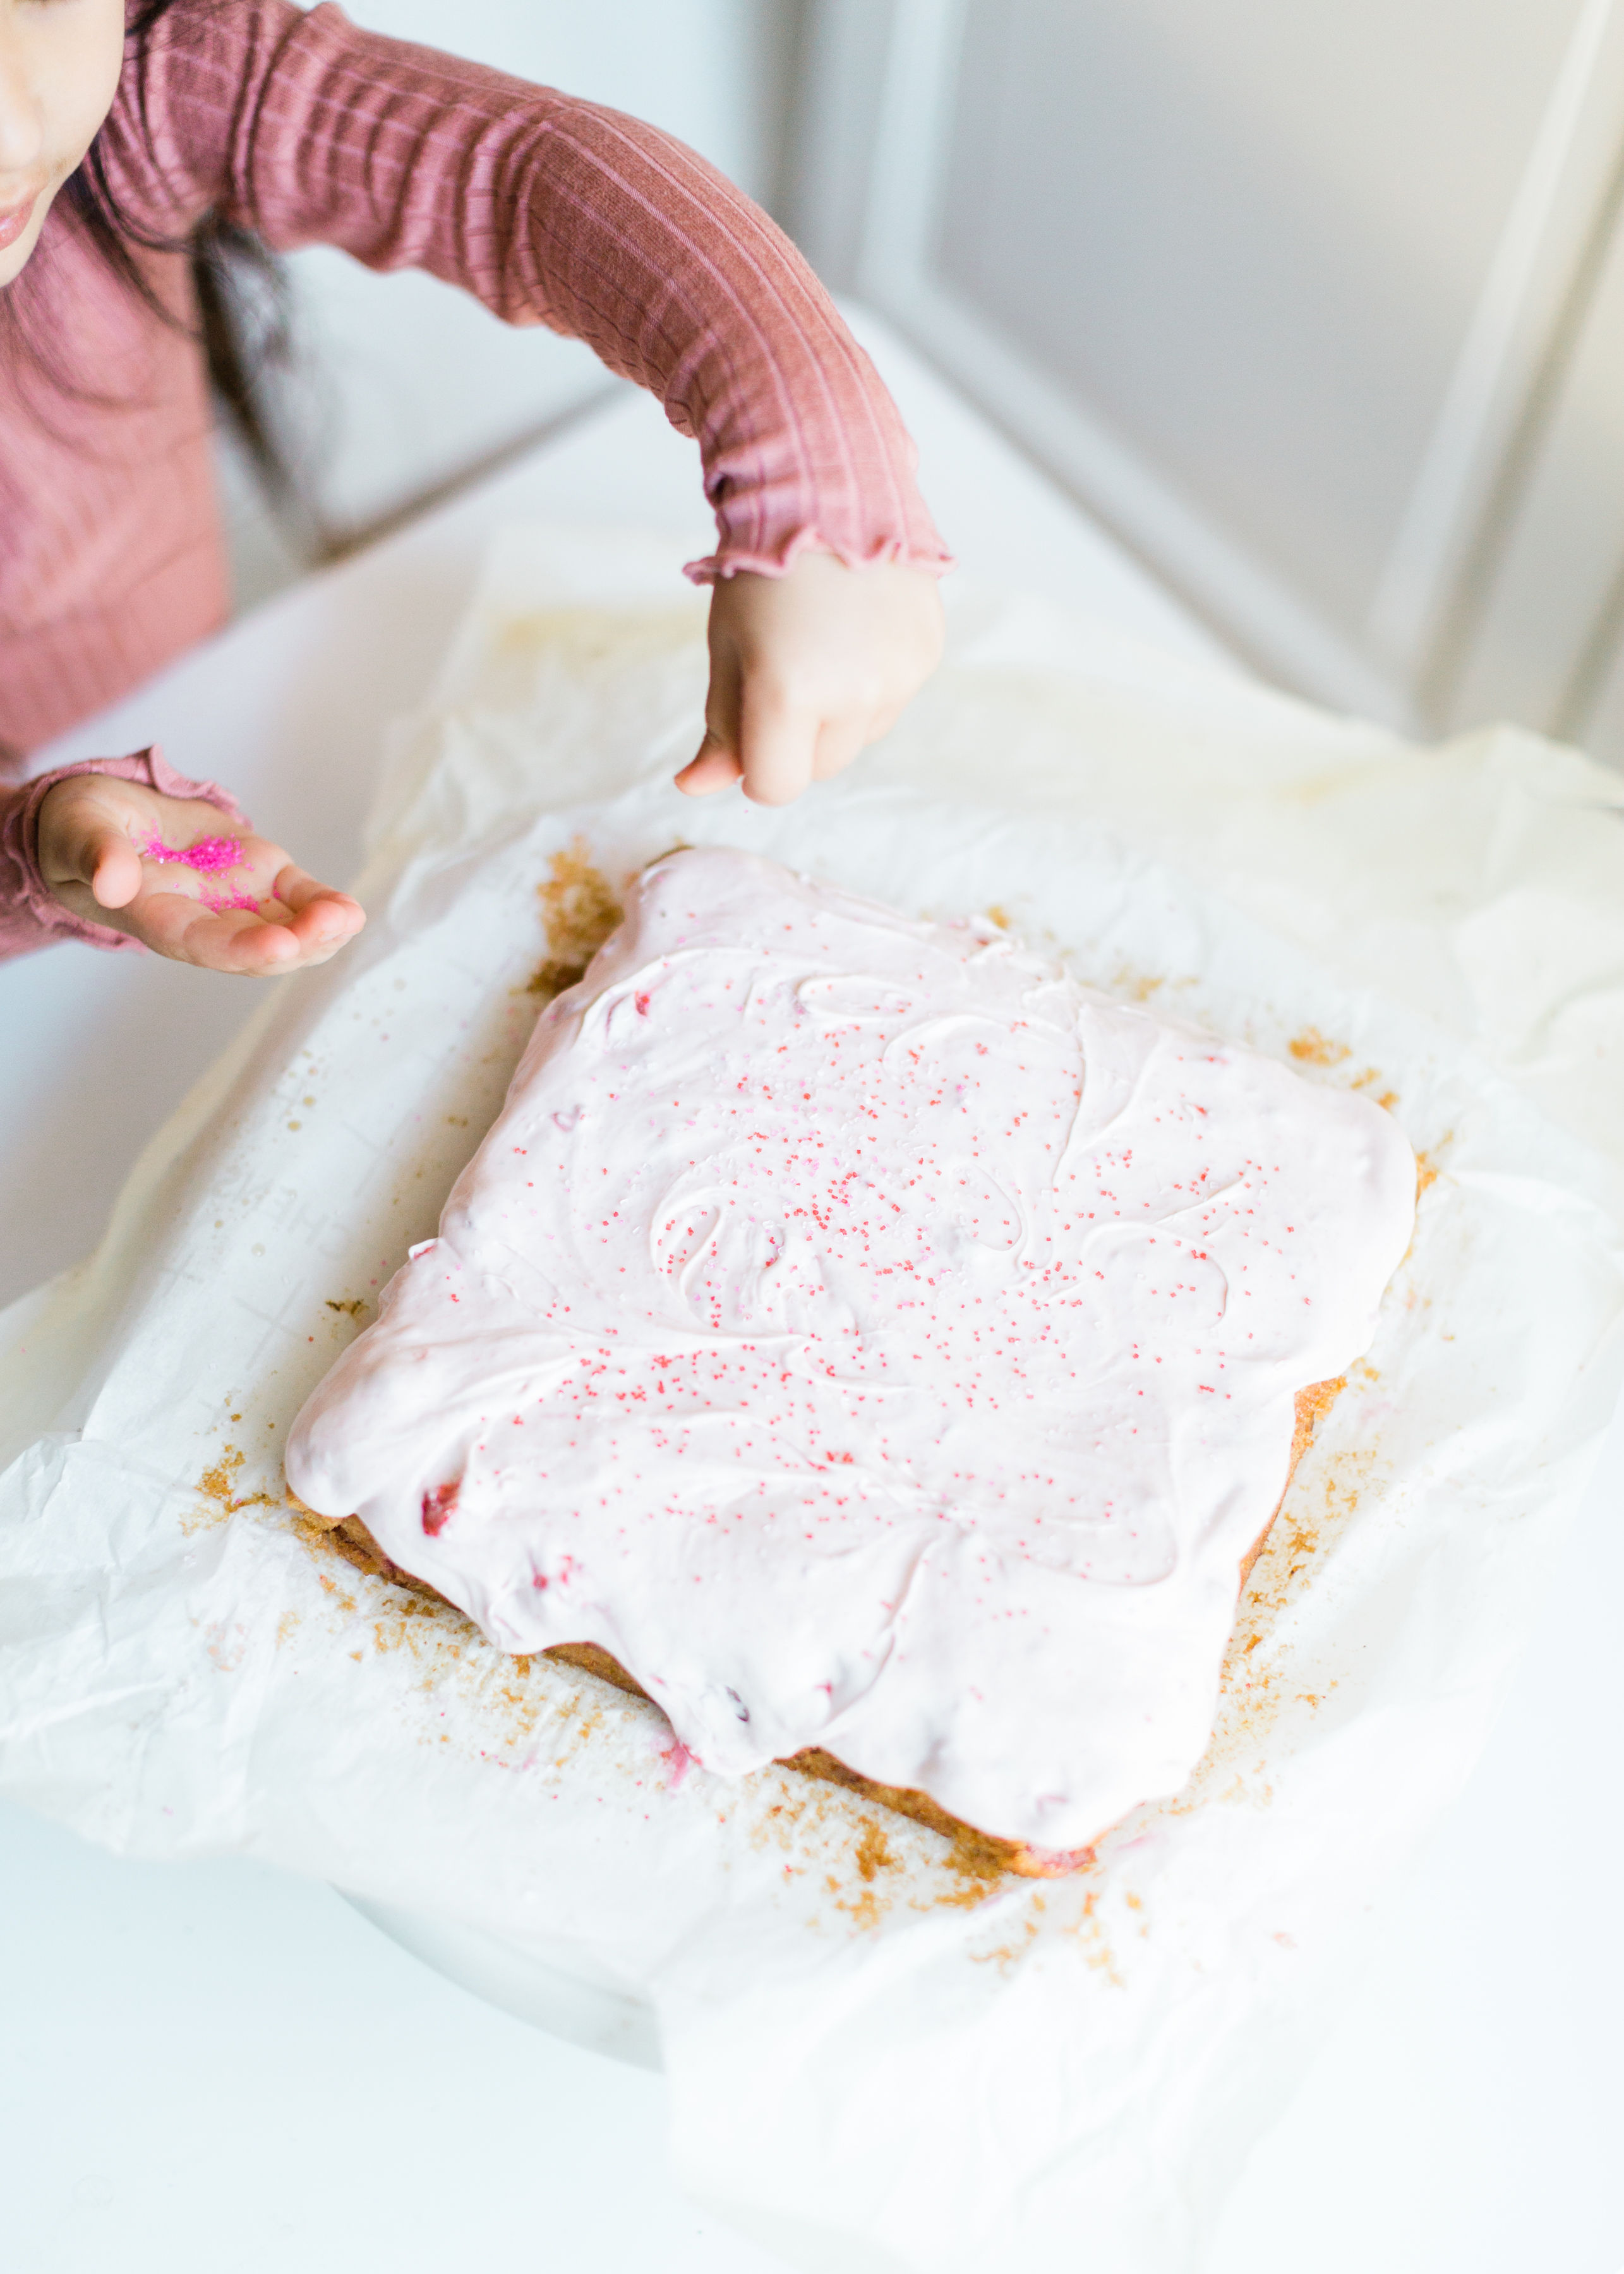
{"left": 5, "top": 0, "right": 296, "bottom": 499}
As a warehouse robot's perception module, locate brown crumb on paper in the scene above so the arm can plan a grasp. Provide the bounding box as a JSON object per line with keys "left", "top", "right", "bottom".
{"left": 199, "top": 1445, "right": 243, "bottom": 1507}
{"left": 829, "top": 1873, "right": 889, "bottom": 1933}
{"left": 526, "top": 839, "right": 623, "bottom": 1000}
{"left": 854, "top": 1820, "right": 898, "bottom": 1883}
{"left": 1288, "top": 1028, "right": 1351, "bottom": 1067}
{"left": 1063, "top": 1888, "right": 1124, "bottom": 1985}
{"left": 181, "top": 1445, "right": 283, "bottom": 1534}
{"left": 1415, "top": 1143, "right": 1448, "bottom": 1194}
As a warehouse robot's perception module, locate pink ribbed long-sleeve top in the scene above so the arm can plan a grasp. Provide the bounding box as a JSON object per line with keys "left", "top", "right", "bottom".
{"left": 0, "top": 0, "right": 947, "bottom": 960}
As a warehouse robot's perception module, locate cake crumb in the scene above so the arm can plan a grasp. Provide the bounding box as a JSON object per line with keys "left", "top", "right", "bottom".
{"left": 854, "top": 1820, "right": 899, "bottom": 1882}
{"left": 181, "top": 1445, "right": 281, "bottom": 1534}
{"left": 198, "top": 1446, "right": 244, "bottom": 1507}
{"left": 525, "top": 839, "right": 623, "bottom": 999}
{"left": 835, "top": 1882, "right": 889, "bottom": 1932}
{"left": 1288, "top": 1028, "right": 1350, "bottom": 1066}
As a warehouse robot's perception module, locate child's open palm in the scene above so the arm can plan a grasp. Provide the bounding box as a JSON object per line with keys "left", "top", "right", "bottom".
{"left": 39, "top": 774, "right": 365, "bottom": 977}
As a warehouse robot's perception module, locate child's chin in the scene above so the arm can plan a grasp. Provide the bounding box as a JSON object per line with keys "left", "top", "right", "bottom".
{"left": 0, "top": 198, "right": 49, "bottom": 281}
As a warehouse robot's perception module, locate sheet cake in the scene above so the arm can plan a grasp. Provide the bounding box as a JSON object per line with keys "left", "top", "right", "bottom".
{"left": 287, "top": 848, "right": 1414, "bottom": 1859}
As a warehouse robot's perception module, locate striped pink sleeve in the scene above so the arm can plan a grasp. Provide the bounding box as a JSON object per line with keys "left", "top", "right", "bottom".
{"left": 114, "top": 0, "right": 951, "bottom": 584}
{"left": 0, "top": 751, "right": 245, "bottom": 964}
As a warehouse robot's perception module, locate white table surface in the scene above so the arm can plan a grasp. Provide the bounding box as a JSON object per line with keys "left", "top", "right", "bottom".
{"left": 1, "top": 311, "right": 1619, "bottom": 2274}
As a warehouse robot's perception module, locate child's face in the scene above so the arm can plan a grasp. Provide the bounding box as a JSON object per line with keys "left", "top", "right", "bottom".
{"left": 0, "top": 0, "right": 126, "bottom": 287}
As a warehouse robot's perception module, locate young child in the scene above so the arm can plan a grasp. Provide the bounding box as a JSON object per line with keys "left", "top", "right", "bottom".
{"left": 0, "top": 0, "right": 949, "bottom": 975}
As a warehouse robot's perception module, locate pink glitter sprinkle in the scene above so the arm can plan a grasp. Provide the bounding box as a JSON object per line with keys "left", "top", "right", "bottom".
{"left": 138, "top": 827, "right": 246, "bottom": 876}
{"left": 136, "top": 829, "right": 261, "bottom": 915}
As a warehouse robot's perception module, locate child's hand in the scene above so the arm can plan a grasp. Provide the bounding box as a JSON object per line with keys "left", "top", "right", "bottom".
{"left": 677, "top": 552, "right": 944, "bottom": 806}
{"left": 38, "top": 774, "right": 365, "bottom": 977}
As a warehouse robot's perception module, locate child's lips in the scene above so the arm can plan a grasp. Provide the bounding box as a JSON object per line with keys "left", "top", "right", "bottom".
{"left": 0, "top": 192, "right": 40, "bottom": 253}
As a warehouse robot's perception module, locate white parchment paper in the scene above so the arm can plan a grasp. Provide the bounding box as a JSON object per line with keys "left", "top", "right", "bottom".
{"left": 6, "top": 530, "right": 1624, "bottom": 2274}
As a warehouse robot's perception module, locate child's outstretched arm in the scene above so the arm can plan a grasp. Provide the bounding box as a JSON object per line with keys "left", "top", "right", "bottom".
{"left": 111, "top": 1, "right": 953, "bottom": 805}
{"left": 0, "top": 751, "right": 363, "bottom": 973}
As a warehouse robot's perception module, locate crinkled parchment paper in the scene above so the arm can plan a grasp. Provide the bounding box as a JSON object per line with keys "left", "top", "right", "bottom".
{"left": 6, "top": 531, "right": 1624, "bottom": 2274}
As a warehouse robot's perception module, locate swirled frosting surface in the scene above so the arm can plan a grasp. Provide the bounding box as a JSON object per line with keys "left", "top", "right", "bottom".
{"left": 287, "top": 848, "right": 1415, "bottom": 1849}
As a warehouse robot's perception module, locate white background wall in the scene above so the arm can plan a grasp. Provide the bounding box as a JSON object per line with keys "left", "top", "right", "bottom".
{"left": 797, "top": 0, "right": 1624, "bottom": 763}
{"left": 222, "top": 0, "right": 805, "bottom": 604}
{"left": 937, "top": 0, "right": 1587, "bottom": 646}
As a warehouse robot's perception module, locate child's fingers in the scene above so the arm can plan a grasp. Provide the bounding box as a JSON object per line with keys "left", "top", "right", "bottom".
{"left": 812, "top": 694, "right": 908, "bottom": 783}
{"left": 37, "top": 794, "right": 144, "bottom": 911}
{"left": 735, "top": 681, "right": 820, "bottom": 807}
{"left": 677, "top": 642, "right": 745, "bottom": 797}
{"left": 87, "top": 831, "right": 145, "bottom": 911}
{"left": 131, "top": 873, "right": 364, "bottom": 977}
{"left": 129, "top": 889, "right": 296, "bottom": 973}
{"left": 675, "top": 731, "right": 743, "bottom": 797}
{"left": 267, "top": 866, "right": 368, "bottom": 954}
{"left": 810, "top": 714, "right": 872, "bottom": 785}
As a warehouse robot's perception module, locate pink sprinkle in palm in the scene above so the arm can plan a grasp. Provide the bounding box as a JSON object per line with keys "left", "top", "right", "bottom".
{"left": 138, "top": 827, "right": 248, "bottom": 877}
{"left": 138, "top": 827, "right": 262, "bottom": 914}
